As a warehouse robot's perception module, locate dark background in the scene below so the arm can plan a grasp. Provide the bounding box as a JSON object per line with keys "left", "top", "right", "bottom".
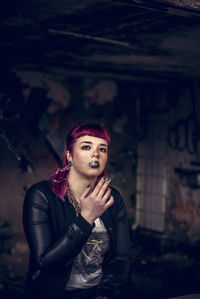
{"left": 1, "top": 1, "right": 200, "bottom": 298}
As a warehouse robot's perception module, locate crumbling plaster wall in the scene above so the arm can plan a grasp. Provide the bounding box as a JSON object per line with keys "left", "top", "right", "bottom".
{"left": 1, "top": 70, "right": 200, "bottom": 252}
{"left": 165, "top": 80, "right": 200, "bottom": 242}
{"left": 0, "top": 70, "right": 139, "bottom": 241}
{"left": 135, "top": 78, "right": 200, "bottom": 243}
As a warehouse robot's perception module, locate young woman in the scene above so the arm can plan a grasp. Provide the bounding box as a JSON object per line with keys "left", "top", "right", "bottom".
{"left": 23, "top": 121, "right": 131, "bottom": 299}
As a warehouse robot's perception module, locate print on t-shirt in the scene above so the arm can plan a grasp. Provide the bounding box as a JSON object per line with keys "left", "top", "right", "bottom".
{"left": 73, "top": 230, "right": 110, "bottom": 275}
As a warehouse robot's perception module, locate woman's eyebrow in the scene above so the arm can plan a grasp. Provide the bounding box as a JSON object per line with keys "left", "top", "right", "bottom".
{"left": 80, "top": 141, "right": 92, "bottom": 144}
{"left": 80, "top": 141, "right": 107, "bottom": 147}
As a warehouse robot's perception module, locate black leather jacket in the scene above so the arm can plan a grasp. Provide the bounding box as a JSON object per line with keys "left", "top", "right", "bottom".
{"left": 23, "top": 180, "right": 131, "bottom": 299}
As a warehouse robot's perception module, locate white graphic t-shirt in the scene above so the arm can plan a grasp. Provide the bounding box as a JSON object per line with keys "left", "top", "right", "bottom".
{"left": 66, "top": 217, "right": 110, "bottom": 290}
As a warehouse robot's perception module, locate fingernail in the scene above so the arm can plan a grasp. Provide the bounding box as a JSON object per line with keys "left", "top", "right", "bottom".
{"left": 104, "top": 176, "right": 111, "bottom": 183}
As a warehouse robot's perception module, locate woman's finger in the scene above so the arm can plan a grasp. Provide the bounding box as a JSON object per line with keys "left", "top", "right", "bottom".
{"left": 91, "top": 177, "right": 106, "bottom": 197}
{"left": 97, "top": 181, "right": 110, "bottom": 199}
{"left": 105, "top": 195, "right": 114, "bottom": 208}
{"left": 102, "top": 187, "right": 111, "bottom": 202}
{"left": 93, "top": 177, "right": 111, "bottom": 197}
{"left": 80, "top": 185, "right": 91, "bottom": 199}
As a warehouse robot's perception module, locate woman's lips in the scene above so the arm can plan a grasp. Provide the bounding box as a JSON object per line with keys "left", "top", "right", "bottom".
{"left": 89, "top": 161, "right": 100, "bottom": 168}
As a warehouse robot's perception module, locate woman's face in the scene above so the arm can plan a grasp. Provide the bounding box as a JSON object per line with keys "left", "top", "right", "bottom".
{"left": 68, "top": 135, "right": 108, "bottom": 179}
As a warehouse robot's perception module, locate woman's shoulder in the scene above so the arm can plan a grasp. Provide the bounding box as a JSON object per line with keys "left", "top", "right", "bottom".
{"left": 109, "top": 186, "right": 128, "bottom": 219}
{"left": 27, "top": 179, "right": 50, "bottom": 191}
{"left": 24, "top": 180, "right": 56, "bottom": 204}
{"left": 110, "top": 186, "right": 122, "bottom": 198}
{"left": 110, "top": 186, "right": 125, "bottom": 206}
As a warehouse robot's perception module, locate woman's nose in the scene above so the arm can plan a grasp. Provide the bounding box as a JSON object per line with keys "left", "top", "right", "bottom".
{"left": 92, "top": 148, "right": 99, "bottom": 157}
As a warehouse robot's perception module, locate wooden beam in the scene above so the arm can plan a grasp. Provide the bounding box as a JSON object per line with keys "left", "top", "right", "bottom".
{"left": 48, "top": 29, "right": 131, "bottom": 48}
{"left": 114, "top": 0, "right": 200, "bottom": 16}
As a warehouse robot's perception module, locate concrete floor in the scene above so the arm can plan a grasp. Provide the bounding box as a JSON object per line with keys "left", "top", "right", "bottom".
{"left": 0, "top": 227, "right": 200, "bottom": 299}
{"left": 128, "top": 229, "right": 200, "bottom": 299}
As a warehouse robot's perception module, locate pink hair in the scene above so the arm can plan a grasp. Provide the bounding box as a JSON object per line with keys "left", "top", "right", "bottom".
{"left": 49, "top": 122, "right": 111, "bottom": 201}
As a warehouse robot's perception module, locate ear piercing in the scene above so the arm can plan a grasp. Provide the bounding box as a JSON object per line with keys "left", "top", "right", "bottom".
{"left": 55, "top": 161, "right": 72, "bottom": 174}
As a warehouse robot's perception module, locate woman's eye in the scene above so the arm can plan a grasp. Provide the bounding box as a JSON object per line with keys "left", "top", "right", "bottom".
{"left": 81, "top": 145, "right": 91, "bottom": 150}
{"left": 99, "top": 147, "right": 107, "bottom": 153}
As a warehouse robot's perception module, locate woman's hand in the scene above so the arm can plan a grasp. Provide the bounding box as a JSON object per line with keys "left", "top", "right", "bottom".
{"left": 80, "top": 177, "right": 114, "bottom": 224}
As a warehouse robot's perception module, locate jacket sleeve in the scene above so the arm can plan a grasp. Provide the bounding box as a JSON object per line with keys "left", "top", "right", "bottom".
{"left": 23, "top": 184, "right": 94, "bottom": 271}
{"left": 97, "top": 189, "right": 131, "bottom": 298}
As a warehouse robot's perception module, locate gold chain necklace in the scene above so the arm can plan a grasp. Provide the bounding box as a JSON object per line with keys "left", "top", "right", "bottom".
{"left": 67, "top": 189, "right": 81, "bottom": 216}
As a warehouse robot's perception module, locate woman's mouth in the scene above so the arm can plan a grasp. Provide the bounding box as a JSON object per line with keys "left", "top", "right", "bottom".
{"left": 89, "top": 161, "right": 100, "bottom": 168}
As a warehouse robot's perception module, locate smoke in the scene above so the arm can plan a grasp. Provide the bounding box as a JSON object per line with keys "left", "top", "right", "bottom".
{"left": 0, "top": 134, "right": 21, "bottom": 161}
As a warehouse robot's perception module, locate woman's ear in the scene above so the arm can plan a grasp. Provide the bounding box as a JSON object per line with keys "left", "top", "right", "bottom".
{"left": 66, "top": 150, "right": 72, "bottom": 162}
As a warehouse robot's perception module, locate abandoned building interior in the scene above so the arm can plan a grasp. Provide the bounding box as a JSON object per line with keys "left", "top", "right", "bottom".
{"left": 1, "top": 0, "right": 200, "bottom": 298}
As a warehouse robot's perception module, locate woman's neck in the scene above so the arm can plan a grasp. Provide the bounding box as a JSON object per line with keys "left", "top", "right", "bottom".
{"left": 67, "top": 171, "right": 96, "bottom": 202}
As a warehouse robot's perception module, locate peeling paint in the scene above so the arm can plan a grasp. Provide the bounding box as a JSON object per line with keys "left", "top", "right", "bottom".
{"left": 84, "top": 80, "right": 117, "bottom": 105}
{"left": 113, "top": 115, "right": 128, "bottom": 133}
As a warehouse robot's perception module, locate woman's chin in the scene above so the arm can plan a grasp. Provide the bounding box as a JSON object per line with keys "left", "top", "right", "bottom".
{"left": 84, "top": 169, "right": 103, "bottom": 179}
